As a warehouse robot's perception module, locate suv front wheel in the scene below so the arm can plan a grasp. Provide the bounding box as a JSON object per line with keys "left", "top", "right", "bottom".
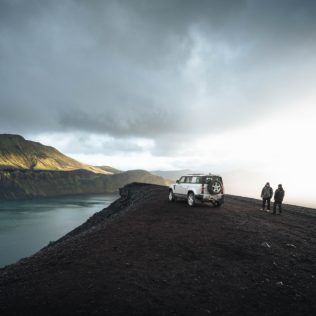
{"left": 187, "top": 192, "right": 195, "bottom": 207}
{"left": 168, "top": 189, "right": 175, "bottom": 202}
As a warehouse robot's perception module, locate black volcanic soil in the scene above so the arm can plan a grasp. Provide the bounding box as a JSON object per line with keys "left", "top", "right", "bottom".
{"left": 0, "top": 183, "right": 315, "bottom": 316}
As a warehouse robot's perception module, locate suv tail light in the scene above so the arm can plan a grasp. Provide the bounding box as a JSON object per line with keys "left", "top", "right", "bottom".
{"left": 201, "top": 184, "right": 205, "bottom": 194}
{"left": 221, "top": 184, "right": 224, "bottom": 194}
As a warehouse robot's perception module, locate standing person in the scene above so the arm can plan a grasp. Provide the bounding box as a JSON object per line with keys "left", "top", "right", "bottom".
{"left": 260, "top": 182, "right": 273, "bottom": 211}
{"left": 273, "top": 184, "right": 285, "bottom": 214}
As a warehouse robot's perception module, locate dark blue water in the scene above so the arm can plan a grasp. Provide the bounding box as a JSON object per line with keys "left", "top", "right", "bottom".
{"left": 0, "top": 193, "right": 119, "bottom": 268}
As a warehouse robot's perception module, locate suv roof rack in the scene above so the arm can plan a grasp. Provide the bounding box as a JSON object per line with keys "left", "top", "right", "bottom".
{"left": 186, "top": 173, "right": 205, "bottom": 176}
{"left": 184, "top": 173, "right": 222, "bottom": 177}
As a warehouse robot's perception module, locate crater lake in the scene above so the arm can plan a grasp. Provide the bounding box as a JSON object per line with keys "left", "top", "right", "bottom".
{"left": 0, "top": 193, "right": 119, "bottom": 267}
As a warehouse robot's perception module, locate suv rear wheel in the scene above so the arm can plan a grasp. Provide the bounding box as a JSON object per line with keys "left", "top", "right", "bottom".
{"left": 187, "top": 192, "right": 195, "bottom": 207}
{"left": 208, "top": 180, "right": 222, "bottom": 194}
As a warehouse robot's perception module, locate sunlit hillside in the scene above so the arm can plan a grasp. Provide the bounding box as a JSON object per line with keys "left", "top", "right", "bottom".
{"left": 0, "top": 134, "right": 110, "bottom": 174}
{"left": 96, "top": 165, "right": 122, "bottom": 174}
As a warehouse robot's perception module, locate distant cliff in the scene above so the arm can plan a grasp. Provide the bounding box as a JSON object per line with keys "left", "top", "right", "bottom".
{"left": 95, "top": 165, "right": 122, "bottom": 174}
{"left": 0, "top": 134, "right": 171, "bottom": 201}
{"left": 0, "top": 134, "right": 109, "bottom": 174}
{"left": 0, "top": 169, "right": 169, "bottom": 200}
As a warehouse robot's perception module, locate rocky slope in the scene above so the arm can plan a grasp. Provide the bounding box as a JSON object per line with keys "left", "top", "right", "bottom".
{"left": 0, "top": 134, "right": 108, "bottom": 174}
{"left": 0, "top": 183, "right": 315, "bottom": 315}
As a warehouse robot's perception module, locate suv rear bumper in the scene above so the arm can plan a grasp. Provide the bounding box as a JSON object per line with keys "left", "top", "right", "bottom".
{"left": 195, "top": 194, "right": 224, "bottom": 203}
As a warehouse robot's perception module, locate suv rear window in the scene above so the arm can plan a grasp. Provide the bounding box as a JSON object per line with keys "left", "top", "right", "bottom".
{"left": 202, "top": 176, "right": 222, "bottom": 184}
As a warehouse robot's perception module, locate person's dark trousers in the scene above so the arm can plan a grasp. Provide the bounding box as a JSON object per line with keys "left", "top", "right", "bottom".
{"left": 273, "top": 201, "right": 282, "bottom": 214}
{"left": 262, "top": 198, "right": 271, "bottom": 210}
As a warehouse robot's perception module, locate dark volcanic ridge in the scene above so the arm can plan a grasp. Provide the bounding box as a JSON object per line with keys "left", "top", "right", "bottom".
{"left": 0, "top": 183, "right": 315, "bottom": 316}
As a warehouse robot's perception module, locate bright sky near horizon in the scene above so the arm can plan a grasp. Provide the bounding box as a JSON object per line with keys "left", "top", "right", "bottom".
{"left": 1, "top": 0, "right": 316, "bottom": 207}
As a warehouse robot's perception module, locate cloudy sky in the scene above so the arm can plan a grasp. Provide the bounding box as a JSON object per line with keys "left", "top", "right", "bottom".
{"left": 1, "top": 0, "right": 316, "bottom": 206}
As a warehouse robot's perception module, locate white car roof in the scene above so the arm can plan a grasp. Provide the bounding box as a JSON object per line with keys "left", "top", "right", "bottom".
{"left": 184, "top": 174, "right": 221, "bottom": 177}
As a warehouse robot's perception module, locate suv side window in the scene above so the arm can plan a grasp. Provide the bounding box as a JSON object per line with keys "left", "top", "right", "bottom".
{"left": 191, "top": 176, "right": 201, "bottom": 183}
{"left": 179, "top": 176, "right": 186, "bottom": 183}
{"left": 186, "top": 176, "right": 192, "bottom": 183}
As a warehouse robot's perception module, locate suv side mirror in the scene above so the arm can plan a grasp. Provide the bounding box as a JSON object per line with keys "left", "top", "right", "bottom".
{"left": 176, "top": 180, "right": 179, "bottom": 184}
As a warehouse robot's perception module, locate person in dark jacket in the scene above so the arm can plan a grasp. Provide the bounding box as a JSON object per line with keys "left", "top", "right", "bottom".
{"left": 260, "top": 182, "right": 273, "bottom": 211}
{"left": 273, "top": 184, "right": 285, "bottom": 214}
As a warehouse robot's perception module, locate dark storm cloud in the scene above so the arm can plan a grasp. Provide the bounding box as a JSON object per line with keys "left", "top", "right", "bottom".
{"left": 1, "top": 0, "right": 316, "bottom": 154}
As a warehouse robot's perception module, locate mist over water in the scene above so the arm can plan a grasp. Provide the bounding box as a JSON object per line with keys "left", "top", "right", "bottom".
{"left": 0, "top": 193, "right": 119, "bottom": 267}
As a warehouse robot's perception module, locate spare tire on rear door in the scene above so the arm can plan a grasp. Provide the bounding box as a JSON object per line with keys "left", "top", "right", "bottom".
{"left": 207, "top": 180, "right": 222, "bottom": 194}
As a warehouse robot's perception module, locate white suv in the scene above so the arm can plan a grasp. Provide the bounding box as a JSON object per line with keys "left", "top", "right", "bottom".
{"left": 168, "top": 174, "right": 224, "bottom": 207}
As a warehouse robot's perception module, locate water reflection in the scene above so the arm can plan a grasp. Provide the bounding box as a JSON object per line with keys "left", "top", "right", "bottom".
{"left": 0, "top": 193, "right": 119, "bottom": 267}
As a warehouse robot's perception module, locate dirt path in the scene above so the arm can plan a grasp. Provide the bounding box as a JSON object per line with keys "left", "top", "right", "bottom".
{"left": 0, "top": 183, "right": 315, "bottom": 315}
